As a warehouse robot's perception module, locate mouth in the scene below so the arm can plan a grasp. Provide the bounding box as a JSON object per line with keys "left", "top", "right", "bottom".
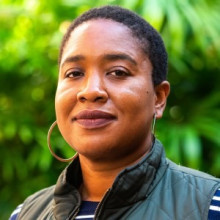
{"left": 73, "top": 110, "right": 116, "bottom": 129}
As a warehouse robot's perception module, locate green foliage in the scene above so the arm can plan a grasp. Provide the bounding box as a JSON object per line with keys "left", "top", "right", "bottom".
{"left": 0, "top": 0, "right": 220, "bottom": 218}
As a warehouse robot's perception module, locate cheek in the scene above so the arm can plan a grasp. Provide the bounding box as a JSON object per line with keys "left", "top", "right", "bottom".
{"left": 55, "top": 84, "right": 77, "bottom": 120}
{"left": 113, "top": 80, "right": 155, "bottom": 115}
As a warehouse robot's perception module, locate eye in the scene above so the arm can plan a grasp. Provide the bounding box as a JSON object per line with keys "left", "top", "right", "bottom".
{"left": 65, "top": 70, "right": 84, "bottom": 78}
{"left": 107, "top": 69, "right": 130, "bottom": 77}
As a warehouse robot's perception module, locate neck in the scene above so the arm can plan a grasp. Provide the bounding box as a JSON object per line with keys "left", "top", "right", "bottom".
{"left": 79, "top": 159, "right": 120, "bottom": 201}
{"left": 78, "top": 144, "right": 151, "bottom": 201}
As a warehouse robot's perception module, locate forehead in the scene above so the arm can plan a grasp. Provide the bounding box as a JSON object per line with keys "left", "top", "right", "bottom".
{"left": 60, "top": 19, "right": 145, "bottom": 65}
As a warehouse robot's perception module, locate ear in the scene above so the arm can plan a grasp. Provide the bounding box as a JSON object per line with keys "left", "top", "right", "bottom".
{"left": 154, "top": 81, "right": 170, "bottom": 119}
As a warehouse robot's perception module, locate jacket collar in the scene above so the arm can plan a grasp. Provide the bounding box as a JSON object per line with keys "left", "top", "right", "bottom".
{"left": 53, "top": 139, "right": 168, "bottom": 215}
{"left": 106, "top": 139, "right": 168, "bottom": 207}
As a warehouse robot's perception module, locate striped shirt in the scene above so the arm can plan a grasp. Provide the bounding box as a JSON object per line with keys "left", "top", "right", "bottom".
{"left": 75, "top": 201, "right": 99, "bottom": 220}
{"left": 9, "top": 204, "right": 23, "bottom": 220}
{"left": 9, "top": 189, "right": 220, "bottom": 219}
{"left": 208, "top": 188, "right": 220, "bottom": 219}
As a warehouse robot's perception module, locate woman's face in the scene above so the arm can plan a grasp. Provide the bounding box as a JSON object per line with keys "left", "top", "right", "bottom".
{"left": 56, "top": 19, "right": 164, "bottom": 161}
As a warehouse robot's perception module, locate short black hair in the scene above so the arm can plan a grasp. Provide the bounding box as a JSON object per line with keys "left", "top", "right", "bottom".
{"left": 59, "top": 5, "right": 168, "bottom": 86}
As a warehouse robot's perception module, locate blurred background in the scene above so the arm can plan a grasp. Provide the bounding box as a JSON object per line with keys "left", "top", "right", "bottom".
{"left": 1, "top": 0, "right": 220, "bottom": 218}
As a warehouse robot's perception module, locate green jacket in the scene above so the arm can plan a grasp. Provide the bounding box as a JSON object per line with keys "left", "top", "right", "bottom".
{"left": 18, "top": 139, "right": 220, "bottom": 219}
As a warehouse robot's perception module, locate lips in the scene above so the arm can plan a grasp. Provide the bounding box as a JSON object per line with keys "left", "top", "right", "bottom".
{"left": 73, "top": 110, "right": 116, "bottom": 129}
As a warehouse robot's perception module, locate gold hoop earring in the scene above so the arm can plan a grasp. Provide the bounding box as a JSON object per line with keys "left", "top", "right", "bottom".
{"left": 47, "top": 121, "right": 76, "bottom": 162}
{"left": 152, "top": 113, "right": 157, "bottom": 135}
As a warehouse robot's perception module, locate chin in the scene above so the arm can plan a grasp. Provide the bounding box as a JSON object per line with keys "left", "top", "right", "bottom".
{"left": 78, "top": 148, "right": 111, "bottom": 161}
{"left": 73, "top": 140, "right": 116, "bottom": 160}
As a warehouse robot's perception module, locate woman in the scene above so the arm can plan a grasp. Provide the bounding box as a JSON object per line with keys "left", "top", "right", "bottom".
{"left": 10, "top": 5, "right": 220, "bottom": 220}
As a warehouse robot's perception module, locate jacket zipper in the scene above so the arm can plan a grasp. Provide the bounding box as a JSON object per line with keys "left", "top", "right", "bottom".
{"left": 67, "top": 191, "right": 81, "bottom": 220}
{"left": 67, "top": 188, "right": 111, "bottom": 220}
{"left": 67, "top": 206, "right": 80, "bottom": 220}
{"left": 93, "top": 189, "right": 111, "bottom": 220}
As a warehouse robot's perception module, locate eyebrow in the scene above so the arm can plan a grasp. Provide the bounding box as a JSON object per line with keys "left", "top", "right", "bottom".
{"left": 61, "top": 55, "right": 85, "bottom": 67}
{"left": 61, "top": 53, "right": 137, "bottom": 67}
{"left": 103, "top": 53, "right": 137, "bottom": 66}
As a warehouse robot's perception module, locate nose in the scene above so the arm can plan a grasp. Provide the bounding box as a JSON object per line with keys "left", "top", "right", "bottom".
{"left": 77, "top": 74, "right": 108, "bottom": 103}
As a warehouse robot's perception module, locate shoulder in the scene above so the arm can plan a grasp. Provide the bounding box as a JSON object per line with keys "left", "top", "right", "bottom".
{"left": 19, "top": 185, "right": 55, "bottom": 209}
{"left": 154, "top": 159, "right": 220, "bottom": 219}
{"left": 23, "top": 185, "right": 55, "bottom": 208}
{"left": 164, "top": 158, "right": 220, "bottom": 202}
{"left": 166, "top": 158, "right": 220, "bottom": 183}
{"left": 16, "top": 185, "right": 55, "bottom": 219}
